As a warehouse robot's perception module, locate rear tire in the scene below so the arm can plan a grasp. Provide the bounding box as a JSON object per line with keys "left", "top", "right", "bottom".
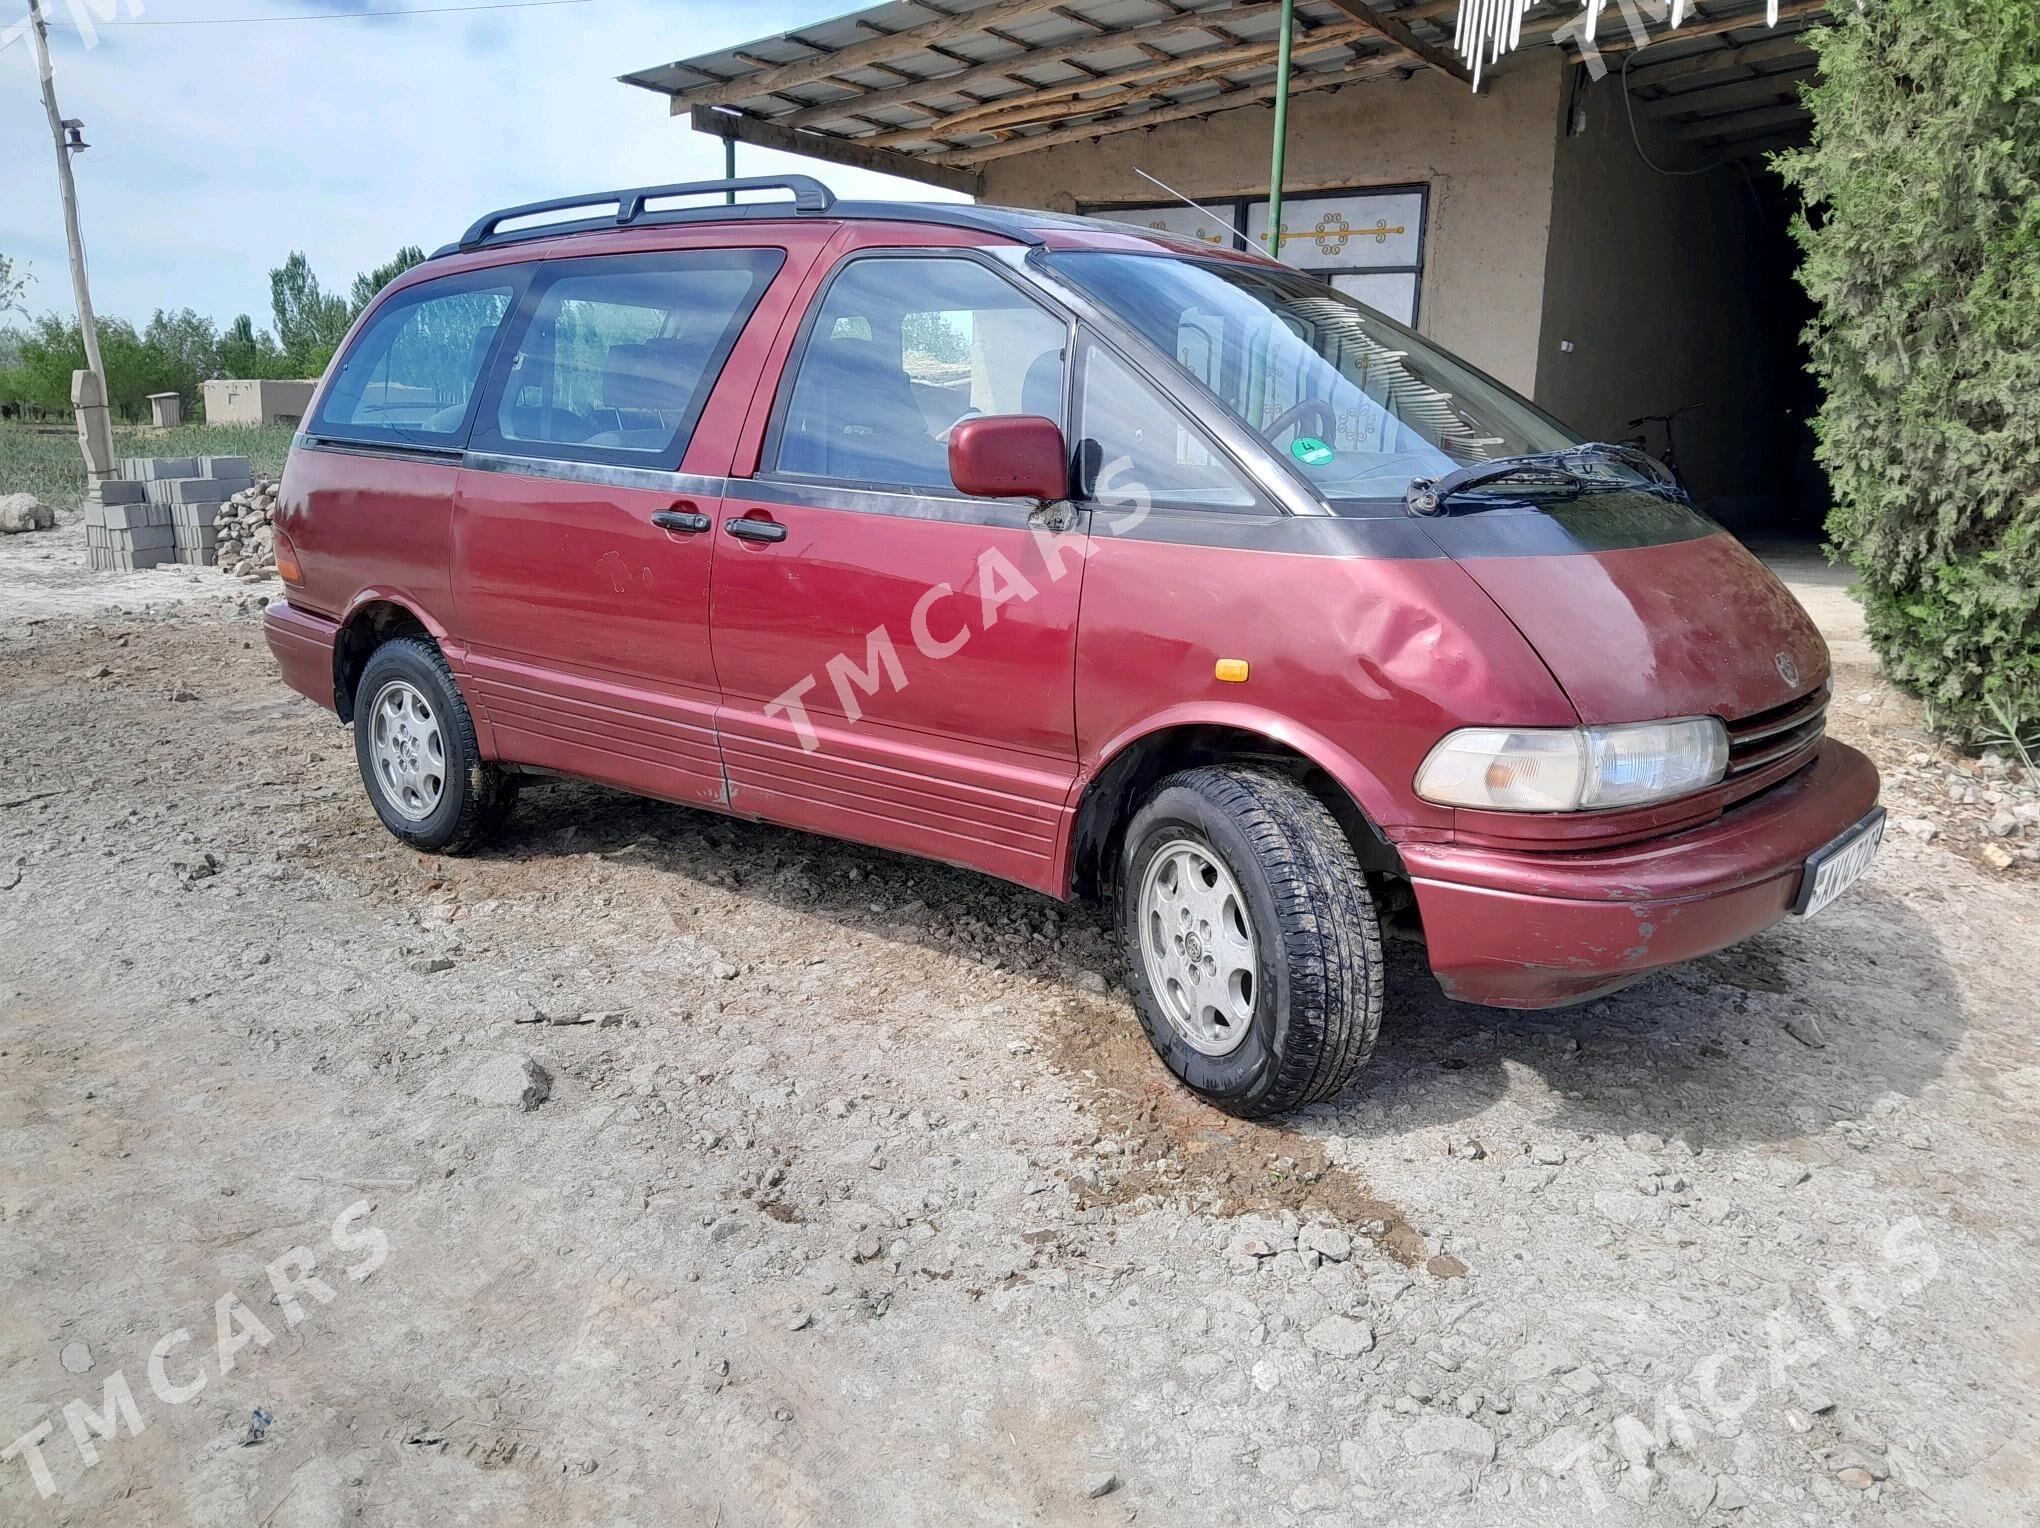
{"left": 1118, "top": 766, "right": 1383, "bottom": 1117}
{"left": 352, "top": 636, "right": 516, "bottom": 854}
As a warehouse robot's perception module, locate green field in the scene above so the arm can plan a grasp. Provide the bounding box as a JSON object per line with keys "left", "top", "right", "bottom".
{"left": 0, "top": 421, "right": 295, "bottom": 511}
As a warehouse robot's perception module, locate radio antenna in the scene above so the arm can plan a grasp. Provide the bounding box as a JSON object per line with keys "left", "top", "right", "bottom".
{"left": 1133, "top": 168, "right": 1237, "bottom": 233}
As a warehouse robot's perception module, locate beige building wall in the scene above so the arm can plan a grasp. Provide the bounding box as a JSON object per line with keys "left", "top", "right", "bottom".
{"left": 1533, "top": 71, "right": 1800, "bottom": 529}
{"left": 979, "top": 61, "right": 1569, "bottom": 397}
{"left": 202, "top": 378, "right": 319, "bottom": 428}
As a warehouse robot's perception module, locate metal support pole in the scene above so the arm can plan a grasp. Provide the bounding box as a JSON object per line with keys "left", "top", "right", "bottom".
{"left": 1265, "top": 0, "right": 1295, "bottom": 257}
{"left": 26, "top": 0, "right": 112, "bottom": 480}
{"left": 724, "top": 133, "right": 736, "bottom": 202}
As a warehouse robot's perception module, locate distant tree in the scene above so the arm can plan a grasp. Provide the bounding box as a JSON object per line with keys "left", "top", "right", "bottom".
{"left": 0, "top": 253, "right": 28, "bottom": 321}
{"left": 17, "top": 314, "right": 163, "bottom": 421}
{"left": 350, "top": 245, "right": 426, "bottom": 316}
{"left": 217, "top": 313, "right": 289, "bottom": 380}
{"left": 140, "top": 307, "right": 219, "bottom": 408}
{"left": 270, "top": 251, "right": 352, "bottom": 376}
{"left": 901, "top": 309, "right": 969, "bottom": 367}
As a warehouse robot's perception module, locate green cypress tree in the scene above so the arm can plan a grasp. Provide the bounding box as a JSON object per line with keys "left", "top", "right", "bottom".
{"left": 1777, "top": 1, "right": 2040, "bottom": 750}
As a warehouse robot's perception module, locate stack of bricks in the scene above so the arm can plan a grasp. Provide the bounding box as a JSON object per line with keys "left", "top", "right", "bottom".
{"left": 84, "top": 456, "right": 253, "bottom": 572}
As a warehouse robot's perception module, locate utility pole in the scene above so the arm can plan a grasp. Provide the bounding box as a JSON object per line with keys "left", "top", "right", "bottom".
{"left": 25, "top": 0, "right": 113, "bottom": 481}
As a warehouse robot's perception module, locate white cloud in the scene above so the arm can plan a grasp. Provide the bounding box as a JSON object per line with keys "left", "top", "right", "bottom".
{"left": 0, "top": 0, "right": 965, "bottom": 330}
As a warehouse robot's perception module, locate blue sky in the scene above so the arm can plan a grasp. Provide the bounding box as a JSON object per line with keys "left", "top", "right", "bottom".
{"left": 0, "top": 0, "right": 963, "bottom": 331}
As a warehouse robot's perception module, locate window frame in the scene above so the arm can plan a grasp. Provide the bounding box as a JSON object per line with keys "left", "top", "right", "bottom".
{"left": 306, "top": 265, "right": 530, "bottom": 454}
{"left": 759, "top": 246, "right": 1077, "bottom": 501}
{"left": 467, "top": 247, "right": 786, "bottom": 473}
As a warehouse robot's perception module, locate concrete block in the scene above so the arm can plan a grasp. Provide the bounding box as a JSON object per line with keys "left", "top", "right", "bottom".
{"left": 170, "top": 478, "right": 230, "bottom": 507}
{"left": 123, "top": 526, "right": 178, "bottom": 551}
{"left": 90, "top": 479, "right": 148, "bottom": 506}
{"left": 83, "top": 501, "right": 106, "bottom": 528}
{"left": 104, "top": 502, "right": 168, "bottom": 531}
{"left": 136, "top": 457, "right": 200, "bottom": 482}
{"left": 199, "top": 456, "right": 252, "bottom": 481}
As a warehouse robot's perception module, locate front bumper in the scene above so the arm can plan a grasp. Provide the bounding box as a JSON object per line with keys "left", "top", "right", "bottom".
{"left": 263, "top": 599, "right": 341, "bottom": 714}
{"left": 1401, "top": 740, "right": 1881, "bottom": 1008}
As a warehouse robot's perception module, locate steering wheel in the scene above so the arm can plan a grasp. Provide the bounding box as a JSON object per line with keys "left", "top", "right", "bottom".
{"left": 1262, "top": 397, "right": 1340, "bottom": 446}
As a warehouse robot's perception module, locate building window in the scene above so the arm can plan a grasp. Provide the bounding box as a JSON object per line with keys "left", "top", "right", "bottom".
{"left": 1082, "top": 184, "right": 1429, "bottom": 327}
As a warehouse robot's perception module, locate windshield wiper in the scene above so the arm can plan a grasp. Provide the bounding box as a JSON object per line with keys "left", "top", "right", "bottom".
{"left": 1405, "top": 441, "right": 1680, "bottom": 516}
{"left": 1405, "top": 453, "right": 1581, "bottom": 515}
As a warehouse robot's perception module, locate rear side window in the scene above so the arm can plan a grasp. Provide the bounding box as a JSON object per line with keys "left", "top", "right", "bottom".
{"left": 312, "top": 271, "right": 520, "bottom": 447}
{"left": 473, "top": 249, "right": 783, "bottom": 468}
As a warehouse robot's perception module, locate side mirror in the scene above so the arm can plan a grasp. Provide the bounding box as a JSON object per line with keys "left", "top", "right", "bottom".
{"left": 948, "top": 415, "right": 1069, "bottom": 502}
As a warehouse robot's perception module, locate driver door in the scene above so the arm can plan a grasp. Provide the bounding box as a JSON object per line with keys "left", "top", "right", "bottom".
{"left": 710, "top": 249, "right": 1088, "bottom": 894}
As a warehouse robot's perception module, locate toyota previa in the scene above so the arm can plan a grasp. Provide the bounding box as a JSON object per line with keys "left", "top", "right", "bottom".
{"left": 263, "top": 176, "right": 1883, "bottom": 1116}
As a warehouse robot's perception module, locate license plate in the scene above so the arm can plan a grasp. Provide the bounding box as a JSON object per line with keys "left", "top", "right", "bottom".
{"left": 1794, "top": 808, "right": 1885, "bottom": 919}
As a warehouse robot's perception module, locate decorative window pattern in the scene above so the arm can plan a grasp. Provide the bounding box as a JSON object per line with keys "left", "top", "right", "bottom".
{"left": 1080, "top": 184, "right": 1429, "bottom": 327}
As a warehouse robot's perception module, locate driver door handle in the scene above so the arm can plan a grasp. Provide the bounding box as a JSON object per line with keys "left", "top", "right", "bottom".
{"left": 724, "top": 517, "right": 788, "bottom": 543}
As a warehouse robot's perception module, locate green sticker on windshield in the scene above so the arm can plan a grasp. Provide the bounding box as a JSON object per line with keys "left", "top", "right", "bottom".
{"left": 1290, "top": 436, "right": 1335, "bottom": 467}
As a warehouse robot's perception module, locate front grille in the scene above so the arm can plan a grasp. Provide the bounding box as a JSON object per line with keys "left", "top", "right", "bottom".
{"left": 1725, "top": 682, "right": 1829, "bottom": 782}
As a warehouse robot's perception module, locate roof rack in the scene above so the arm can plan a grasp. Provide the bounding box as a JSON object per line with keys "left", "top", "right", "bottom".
{"left": 454, "top": 175, "right": 835, "bottom": 251}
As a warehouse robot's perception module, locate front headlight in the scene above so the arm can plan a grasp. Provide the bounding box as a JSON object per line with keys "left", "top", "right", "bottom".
{"left": 1415, "top": 718, "right": 1729, "bottom": 812}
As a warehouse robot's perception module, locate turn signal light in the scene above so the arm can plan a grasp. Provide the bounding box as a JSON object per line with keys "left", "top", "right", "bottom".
{"left": 273, "top": 528, "right": 304, "bottom": 587}
{"left": 1214, "top": 659, "right": 1250, "bottom": 683}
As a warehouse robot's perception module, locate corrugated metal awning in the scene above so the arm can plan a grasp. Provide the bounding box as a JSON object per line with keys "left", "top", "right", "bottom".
{"left": 620, "top": 0, "right": 1827, "bottom": 194}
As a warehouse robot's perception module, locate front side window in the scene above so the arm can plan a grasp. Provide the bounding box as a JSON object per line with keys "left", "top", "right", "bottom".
{"left": 1048, "top": 251, "right": 1630, "bottom": 509}
{"left": 479, "top": 249, "right": 782, "bottom": 466}
{"left": 313, "top": 273, "right": 518, "bottom": 446}
{"left": 775, "top": 256, "right": 1067, "bottom": 493}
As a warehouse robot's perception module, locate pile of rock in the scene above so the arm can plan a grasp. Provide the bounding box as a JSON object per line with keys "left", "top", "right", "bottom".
{"left": 1888, "top": 746, "right": 2040, "bottom": 871}
{"left": 212, "top": 479, "right": 280, "bottom": 577}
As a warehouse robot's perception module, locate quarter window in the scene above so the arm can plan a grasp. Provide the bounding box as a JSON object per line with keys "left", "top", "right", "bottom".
{"left": 1076, "top": 345, "right": 1257, "bottom": 511}
{"left": 479, "top": 250, "right": 782, "bottom": 467}
{"left": 775, "top": 257, "right": 1066, "bottom": 493}
{"left": 312, "top": 274, "right": 518, "bottom": 445}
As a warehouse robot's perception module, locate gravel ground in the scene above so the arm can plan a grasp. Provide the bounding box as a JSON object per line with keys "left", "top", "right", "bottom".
{"left": 2, "top": 524, "right": 2036, "bottom": 1526}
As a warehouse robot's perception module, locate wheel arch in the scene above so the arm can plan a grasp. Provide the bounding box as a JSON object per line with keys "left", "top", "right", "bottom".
{"left": 1066, "top": 709, "right": 1405, "bottom": 903}
{"left": 332, "top": 593, "right": 447, "bottom": 723}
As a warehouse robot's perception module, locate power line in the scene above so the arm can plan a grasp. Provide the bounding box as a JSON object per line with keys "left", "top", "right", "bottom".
{"left": 42, "top": 0, "right": 597, "bottom": 26}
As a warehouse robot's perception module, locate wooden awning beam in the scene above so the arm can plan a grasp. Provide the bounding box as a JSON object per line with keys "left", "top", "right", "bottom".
{"left": 865, "top": 21, "right": 1386, "bottom": 146}
{"left": 1625, "top": 31, "right": 1817, "bottom": 89}
{"left": 690, "top": 108, "right": 984, "bottom": 194}
{"left": 675, "top": 0, "right": 1090, "bottom": 111}
{"left": 938, "top": 45, "right": 1414, "bottom": 164}
{"left": 1317, "top": 0, "right": 1468, "bottom": 82}
{"left": 702, "top": 2, "right": 1281, "bottom": 129}
{"left": 1644, "top": 64, "right": 1814, "bottom": 118}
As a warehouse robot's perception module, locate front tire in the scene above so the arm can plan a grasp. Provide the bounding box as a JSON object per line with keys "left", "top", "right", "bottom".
{"left": 352, "top": 636, "right": 515, "bottom": 854}
{"left": 1119, "top": 767, "right": 1383, "bottom": 1117}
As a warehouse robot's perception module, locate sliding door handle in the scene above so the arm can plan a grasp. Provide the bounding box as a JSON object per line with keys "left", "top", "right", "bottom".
{"left": 724, "top": 516, "right": 788, "bottom": 544}
{"left": 651, "top": 508, "right": 712, "bottom": 533}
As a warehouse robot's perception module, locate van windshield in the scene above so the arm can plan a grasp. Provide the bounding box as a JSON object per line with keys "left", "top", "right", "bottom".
{"left": 1046, "top": 250, "right": 1652, "bottom": 508}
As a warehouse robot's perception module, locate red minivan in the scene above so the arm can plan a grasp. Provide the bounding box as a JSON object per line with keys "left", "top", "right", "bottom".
{"left": 264, "top": 175, "right": 1882, "bottom": 1117}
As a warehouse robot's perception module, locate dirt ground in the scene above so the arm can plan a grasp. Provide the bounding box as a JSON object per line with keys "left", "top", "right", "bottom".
{"left": 2, "top": 520, "right": 2036, "bottom": 1526}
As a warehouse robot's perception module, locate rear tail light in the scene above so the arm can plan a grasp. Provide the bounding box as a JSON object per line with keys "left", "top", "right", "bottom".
{"left": 273, "top": 528, "right": 304, "bottom": 587}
